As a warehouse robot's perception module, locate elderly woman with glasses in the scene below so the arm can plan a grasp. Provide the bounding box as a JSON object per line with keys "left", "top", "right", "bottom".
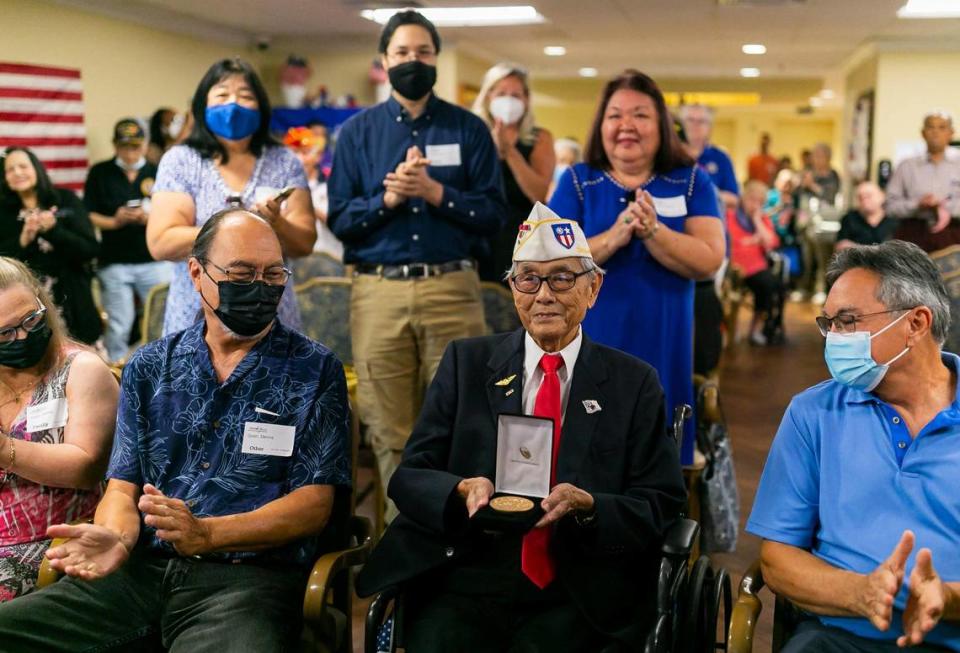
{"left": 0, "top": 257, "right": 118, "bottom": 601}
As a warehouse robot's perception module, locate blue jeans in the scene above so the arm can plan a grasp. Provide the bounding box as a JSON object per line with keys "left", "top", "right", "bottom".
{"left": 0, "top": 549, "right": 305, "bottom": 652}
{"left": 97, "top": 261, "right": 172, "bottom": 362}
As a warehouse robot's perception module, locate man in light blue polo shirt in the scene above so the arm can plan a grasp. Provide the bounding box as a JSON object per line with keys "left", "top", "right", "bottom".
{"left": 748, "top": 240, "right": 960, "bottom": 652}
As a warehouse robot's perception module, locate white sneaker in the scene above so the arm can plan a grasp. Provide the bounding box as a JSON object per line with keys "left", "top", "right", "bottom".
{"left": 789, "top": 290, "right": 806, "bottom": 302}
{"left": 811, "top": 291, "right": 827, "bottom": 305}
{"left": 749, "top": 332, "right": 767, "bottom": 346}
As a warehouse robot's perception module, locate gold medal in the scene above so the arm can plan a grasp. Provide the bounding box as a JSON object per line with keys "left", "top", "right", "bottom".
{"left": 490, "top": 496, "right": 535, "bottom": 513}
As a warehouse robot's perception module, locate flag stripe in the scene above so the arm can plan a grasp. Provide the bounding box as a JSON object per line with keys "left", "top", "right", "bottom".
{"left": 47, "top": 168, "right": 87, "bottom": 184}
{"left": 0, "top": 74, "right": 83, "bottom": 93}
{"left": 54, "top": 181, "right": 85, "bottom": 192}
{"left": 0, "top": 63, "right": 81, "bottom": 78}
{"left": 0, "top": 112, "right": 84, "bottom": 123}
{"left": 0, "top": 99, "right": 85, "bottom": 114}
{"left": 0, "top": 123, "right": 87, "bottom": 137}
{"left": 42, "top": 159, "right": 89, "bottom": 169}
{"left": 0, "top": 136, "right": 87, "bottom": 147}
{"left": 0, "top": 88, "right": 83, "bottom": 101}
{"left": 26, "top": 145, "right": 89, "bottom": 160}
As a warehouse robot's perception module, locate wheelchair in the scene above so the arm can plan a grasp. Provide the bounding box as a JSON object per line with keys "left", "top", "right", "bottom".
{"left": 727, "top": 558, "right": 805, "bottom": 653}
{"left": 364, "top": 406, "right": 732, "bottom": 653}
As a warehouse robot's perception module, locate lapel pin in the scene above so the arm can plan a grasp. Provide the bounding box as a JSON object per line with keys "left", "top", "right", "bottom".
{"left": 505, "top": 388, "right": 515, "bottom": 397}
{"left": 495, "top": 374, "right": 517, "bottom": 387}
{"left": 582, "top": 399, "right": 601, "bottom": 414}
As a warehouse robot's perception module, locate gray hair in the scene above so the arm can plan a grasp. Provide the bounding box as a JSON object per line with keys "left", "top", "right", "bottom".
{"left": 503, "top": 257, "right": 605, "bottom": 282}
{"left": 678, "top": 103, "right": 714, "bottom": 125}
{"left": 826, "top": 240, "right": 950, "bottom": 345}
{"left": 924, "top": 108, "right": 954, "bottom": 127}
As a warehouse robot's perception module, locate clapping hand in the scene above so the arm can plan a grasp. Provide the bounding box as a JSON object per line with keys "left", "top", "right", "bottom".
{"left": 898, "top": 547, "right": 947, "bottom": 647}
{"left": 44, "top": 523, "right": 130, "bottom": 580}
{"left": 858, "top": 530, "right": 914, "bottom": 632}
{"left": 491, "top": 119, "right": 518, "bottom": 159}
{"left": 384, "top": 146, "right": 442, "bottom": 206}
{"left": 138, "top": 483, "right": 212, "bottom": 557}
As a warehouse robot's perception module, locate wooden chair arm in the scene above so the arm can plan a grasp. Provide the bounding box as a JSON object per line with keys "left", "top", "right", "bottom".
{"left": 302, "top": 515, "right": 373, "bottom": 623}
{"left": 727, "top": 558, "right": 765, "bottom": 653}
{"left": 36, "top": 536, "right": 69, "bottom": 589}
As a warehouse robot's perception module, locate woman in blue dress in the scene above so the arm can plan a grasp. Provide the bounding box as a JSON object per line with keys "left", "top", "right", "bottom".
{"left": 549, "top": 70, "right": 725, "bottom": 464}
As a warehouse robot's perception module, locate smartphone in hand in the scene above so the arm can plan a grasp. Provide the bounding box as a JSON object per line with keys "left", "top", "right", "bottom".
{"left": 272, "top": 186, "right": 296, "bottom": 203}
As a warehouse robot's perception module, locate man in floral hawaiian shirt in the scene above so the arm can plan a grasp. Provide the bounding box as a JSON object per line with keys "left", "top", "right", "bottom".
{"left": 0, "top": 209, "right": 351, "bottom": 652}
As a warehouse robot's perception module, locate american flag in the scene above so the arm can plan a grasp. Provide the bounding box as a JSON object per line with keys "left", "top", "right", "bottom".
{"left": 0, "top": 62, "right": 89, "bottom": 193}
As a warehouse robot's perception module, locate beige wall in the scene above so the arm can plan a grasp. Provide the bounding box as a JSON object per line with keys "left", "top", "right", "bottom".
{"left": 258, "top": 47, "right": 380, "bottom": 107}
{"left": 873, "top": 50, "right": 960, "bottom": 168}
{"left": 1, "top": 0, "right": 257, "bottom": 162}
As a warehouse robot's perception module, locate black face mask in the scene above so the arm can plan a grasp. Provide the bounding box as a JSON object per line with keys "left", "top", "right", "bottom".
{"left": 0, "top": 322, "right": 51, "bottom": 369}
{"left": 388, "top": 60, "right": 437, "bottom": 101}
{"left": 203, "top": 278, "right": 285, "bottom": 337}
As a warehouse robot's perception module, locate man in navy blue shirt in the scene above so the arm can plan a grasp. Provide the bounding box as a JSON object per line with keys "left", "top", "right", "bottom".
{"left": 0, "top": 209, "right": 351, "bottom": 652}
{"left": 328, "top": 9, "right": 505, "bottom": 521}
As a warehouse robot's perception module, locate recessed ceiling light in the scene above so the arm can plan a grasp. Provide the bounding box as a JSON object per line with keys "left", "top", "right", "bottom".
{"left": 360, "top": 6, "right": 546, "bottom": 27}
{"left": 809, "top": 96, "right": 824, "bottom": 107}
{"left": 742, "top": 44, "right": 767, "bottom": 55}
{"left": 819, "top": 89, "right": 836, "bottom": 100}
{"left": 740, "top": 67, "right": 760, "bottom": 78}
{"left": 544, "top": 46, "right": 567, "bottom": 56}
{"left": 897, "top": 0, "right": 960, "bottom": 18}
{"left": 579, "top": 67, "right": 598, "bottom": 78}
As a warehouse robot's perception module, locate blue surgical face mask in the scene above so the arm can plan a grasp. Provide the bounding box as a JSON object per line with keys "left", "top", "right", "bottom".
{"left": 205, "top": 103, "right": 260, "bottom": 141}
{"left": 824, "top": 311, "right": 911, "bottom": 392}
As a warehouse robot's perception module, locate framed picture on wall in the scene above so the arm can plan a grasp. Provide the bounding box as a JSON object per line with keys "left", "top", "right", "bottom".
{"left": 847, "top": 91, "right": 873, "bottom": 182}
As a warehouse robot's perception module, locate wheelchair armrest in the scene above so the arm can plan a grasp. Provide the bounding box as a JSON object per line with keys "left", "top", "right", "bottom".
{"left": 661, "top": 517, "right": 699, "bottom": 558}
{"left": 727, "top": 558, "right": 765, "bottom": 653}
{"left": 36, "top": 536, "right": 69, "bottom": 589}
{"left": 302, "top": 515, "right": 373, "bottom": 623}
{"left": 365, "top": 585, "right": 400, "bottom": 653}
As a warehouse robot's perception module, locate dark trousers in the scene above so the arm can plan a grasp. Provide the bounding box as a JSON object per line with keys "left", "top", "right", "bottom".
{"left": 782, "top": 619, "right": 953, "bottom": 653}
{"left": 0, "top": 550, "right": 305, "bottom": 652}
{"left": 894, "top": 217, "right": 960, "bottom": 253}
{"left": 404, "top": 587, "right": 606, "bottom": 653}
{"left": 694, "top": 280, "right": 723, "bottom": 375}
{"left": 745, "top": 268, "right": 786, "bottom": 342}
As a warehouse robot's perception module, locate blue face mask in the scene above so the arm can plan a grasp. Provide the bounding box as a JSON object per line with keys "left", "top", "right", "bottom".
{"left": 205, "top": 103, "right": 260, "bottom": 141}
{"left": 824, "top": 311, "right": 911, "bottom": 392}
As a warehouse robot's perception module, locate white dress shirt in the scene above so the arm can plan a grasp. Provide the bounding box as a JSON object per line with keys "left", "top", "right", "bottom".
{"left": 521, "top": 329, "right": 583, "bottom": 421}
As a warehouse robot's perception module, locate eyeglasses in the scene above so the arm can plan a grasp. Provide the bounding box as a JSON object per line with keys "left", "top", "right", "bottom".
{"left": 511, "top": 270, "right": 591, "bottom": 294}
{"left": 386, "top": 47, "right": 437, "bottom": 62}
{"left": 0, "top": 300, "right": 47, "bottom": 345}
{"left": 815, "top": 308, "right": 914, "bottom": 337}
{"left": 202, "top": 260, "right": 291, "bottom": 286}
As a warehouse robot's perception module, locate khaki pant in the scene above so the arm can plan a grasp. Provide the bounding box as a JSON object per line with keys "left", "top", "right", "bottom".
{"left": 351, "top": 269, "right": 487, "bottom": 522}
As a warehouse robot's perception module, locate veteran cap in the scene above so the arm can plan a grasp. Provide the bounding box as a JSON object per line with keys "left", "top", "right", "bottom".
{"left": 512, "top": 202, "right": 592, "bottom": 262}
{"left": 113, "top": 118, "right": 145, "bottom": 146}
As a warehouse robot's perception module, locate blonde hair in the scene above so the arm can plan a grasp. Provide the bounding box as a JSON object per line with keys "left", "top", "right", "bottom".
{"left": 471, "top": 63, "right": 538, "bottom": 146}
{"left": 0, "top": 257, "right": 69, "bottom": 376}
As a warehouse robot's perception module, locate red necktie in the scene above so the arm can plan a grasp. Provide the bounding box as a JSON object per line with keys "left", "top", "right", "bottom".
{"left": 522, "top": 353, "right": 563, "bottom": 589}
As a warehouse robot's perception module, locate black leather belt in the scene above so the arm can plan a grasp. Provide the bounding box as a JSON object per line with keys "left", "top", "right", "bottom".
{"left": 354, "top": 259, "right": 475, "bottom": 279}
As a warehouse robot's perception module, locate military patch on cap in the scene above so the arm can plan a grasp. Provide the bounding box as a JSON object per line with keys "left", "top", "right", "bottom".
{"left": 512, "top": 202, "right": 592, "bottom": 262}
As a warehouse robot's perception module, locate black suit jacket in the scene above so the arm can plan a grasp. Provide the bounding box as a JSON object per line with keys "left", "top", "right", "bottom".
{"left": 356, "top": 329, "right": 687, "bottom": 645}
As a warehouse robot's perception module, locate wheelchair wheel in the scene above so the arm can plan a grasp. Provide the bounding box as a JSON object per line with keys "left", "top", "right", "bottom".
{"left": 677, "top": 555, "right": 713, "bottom": 653}
{"left": 708, "top": 567, "right": 732, "bottom": 652}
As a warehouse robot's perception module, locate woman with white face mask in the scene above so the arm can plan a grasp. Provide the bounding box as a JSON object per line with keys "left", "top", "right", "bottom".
{"left": 472, "top": 64, "right": 556, "bottom": 282}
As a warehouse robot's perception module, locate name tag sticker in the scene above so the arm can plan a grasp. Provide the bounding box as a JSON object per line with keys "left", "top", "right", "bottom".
{"left": 425, "top": 144, "right": 462, "bottom": 167}
{"left": 242, "top": 421, "right": 295, "bottom": 457}
{"left": 651, "top": 195, "right": 688, "bottom": 218}
{"left": 26, "top": 398, "right": 68, "bottom": 432}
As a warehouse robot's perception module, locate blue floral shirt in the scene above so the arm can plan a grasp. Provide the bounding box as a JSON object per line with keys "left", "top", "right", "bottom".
{"left": 106, "top": 321, "right": 351, "bottom": 568}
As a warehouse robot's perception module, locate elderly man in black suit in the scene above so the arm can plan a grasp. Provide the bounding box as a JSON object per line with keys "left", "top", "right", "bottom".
{"left": 356, "top": 203, "right": 686, "bottom": 652}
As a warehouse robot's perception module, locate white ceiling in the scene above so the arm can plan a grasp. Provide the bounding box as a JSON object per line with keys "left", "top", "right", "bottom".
{"left": 54, "top": 0, "right": 960, "bottom": 80}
